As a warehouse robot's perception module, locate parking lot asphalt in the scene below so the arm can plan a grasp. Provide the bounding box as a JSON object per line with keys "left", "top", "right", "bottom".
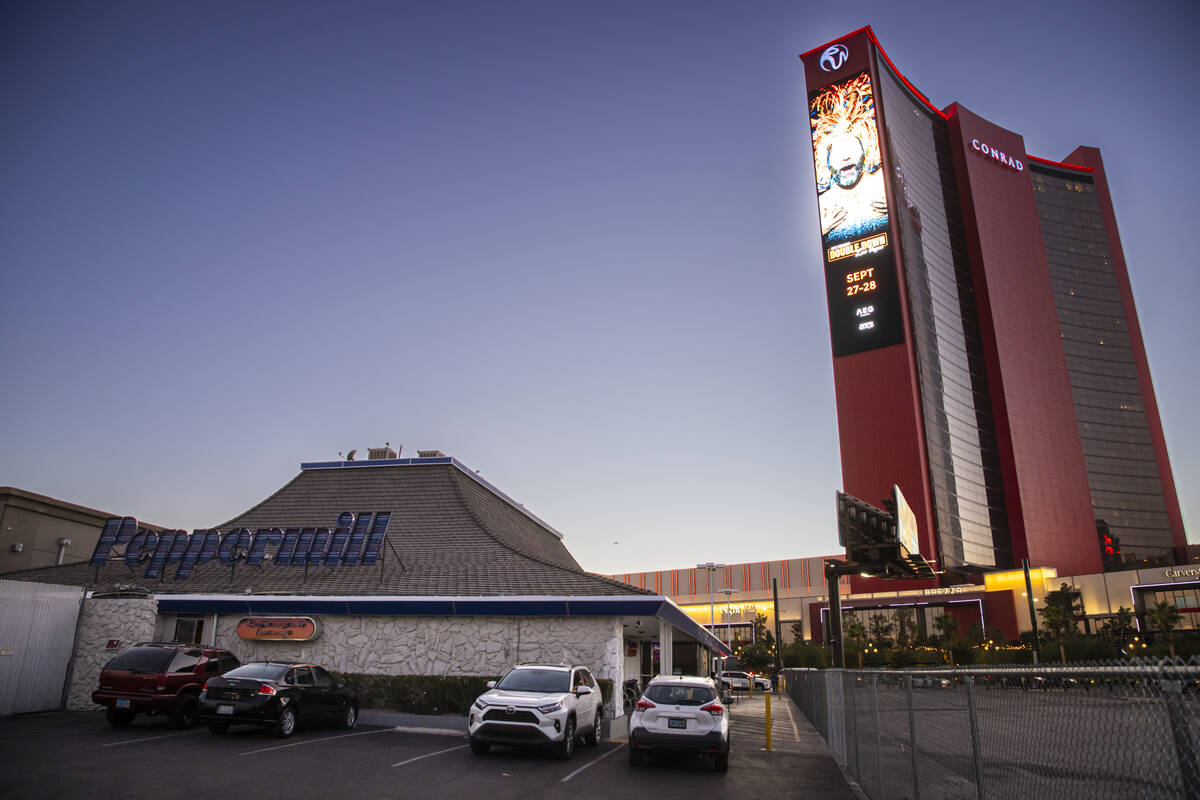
{"left": 0, "top": 693, "right": 862, "bottom": 800}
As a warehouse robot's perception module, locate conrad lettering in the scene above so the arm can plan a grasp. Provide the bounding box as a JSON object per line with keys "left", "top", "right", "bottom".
{"left": 970, "top": 138, "right": 1024, "bottom": 171}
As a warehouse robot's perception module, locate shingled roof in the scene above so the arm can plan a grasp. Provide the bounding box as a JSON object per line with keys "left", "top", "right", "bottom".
{"left": 2, "top": 459, "right": 650, "bottom": 598}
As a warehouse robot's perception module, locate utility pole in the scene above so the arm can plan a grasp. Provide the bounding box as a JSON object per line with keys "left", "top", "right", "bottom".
{"left": 772, "top": 578, "right": 783, "bottom": 678}
{"left": 1023, "top": 558, "right": 1040, "bottom": 665}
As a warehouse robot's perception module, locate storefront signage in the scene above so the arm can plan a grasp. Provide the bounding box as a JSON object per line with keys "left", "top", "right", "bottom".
{"left": 921, "top": 586, "right": 967, "bottom": 596}
{"left": 1164, "top": 567, "right": 1200, "bottom": 579}
{"left": 970, "top": 139, "right": 1024, "bottom": 171}
{"left": 88, "top": 511, "right": 392, "bottom": 579}
{"left": 236, "top": 617, "right": 318, "bottom": 641}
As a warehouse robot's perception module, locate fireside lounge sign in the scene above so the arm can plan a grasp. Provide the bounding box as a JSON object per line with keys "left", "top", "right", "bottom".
{"left": 88, "top": 512, "right": 391, "bottom": 580}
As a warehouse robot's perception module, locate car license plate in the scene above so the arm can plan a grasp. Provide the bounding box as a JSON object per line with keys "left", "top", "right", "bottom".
{"left": 668, "top": 718, "right": 686, "bottom": 729}
{"left": 218, "top": 705, "right": 234, "bottom": 715}
{"left": 115, "top": 699, "right": 131, "bottom": 709}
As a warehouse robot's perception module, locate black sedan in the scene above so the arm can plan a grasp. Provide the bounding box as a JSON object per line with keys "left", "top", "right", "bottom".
{"left": 198, "top": 662, "right": 358, "bottom": 738}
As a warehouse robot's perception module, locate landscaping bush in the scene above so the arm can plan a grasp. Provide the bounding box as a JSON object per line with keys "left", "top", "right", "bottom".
{"left": 331, "top": 672, "right": 612, "bottom": 716}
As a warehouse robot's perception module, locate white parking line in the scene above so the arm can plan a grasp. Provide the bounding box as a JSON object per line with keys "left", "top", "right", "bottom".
{"left": 239, "top": 728, "right": 392, "bottom": 755}
{"left": 392, "top": 743, "right": 468, "bottom": 767}
{"left": 101, "top": 729, "right": 207, "bottom": 747}
{"left": 560, "top": 744, "right": 622, "bottom": 783}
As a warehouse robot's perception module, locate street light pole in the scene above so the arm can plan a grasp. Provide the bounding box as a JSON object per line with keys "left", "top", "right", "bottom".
{"left": 720, "top": 588, "right": 735, "bottom": 648}
{"left": 697, "top": 561, "right": 726, "bottom": 647}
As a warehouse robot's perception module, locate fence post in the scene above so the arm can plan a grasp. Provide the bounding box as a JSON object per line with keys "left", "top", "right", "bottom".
{"left": 1161, "top": 677, "right": 1200, "bottom": 800}
{"left": 906, "top": 674, "right": 920, "bottom": 800}
{"left": 871, "top": 675, "right": 885, "bottom": 800}
{"left": 964, "top": 676, "right": 986, "bottom": 800}
{"left": 765, "top": 690, "right": 773, "bottom": 751}
{"left": 848, "top": 672, "right": 860, "bottom": 779}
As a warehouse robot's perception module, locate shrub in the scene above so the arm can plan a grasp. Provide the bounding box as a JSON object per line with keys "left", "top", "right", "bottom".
{"left": 331, "top": 672, "right": 612, "bottom": 716}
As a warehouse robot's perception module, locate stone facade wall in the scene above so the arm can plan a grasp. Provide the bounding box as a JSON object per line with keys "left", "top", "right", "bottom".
{"left": 67, "top": 597, "right": 158, "bottom": 711}
{"left": 162, "top": 613, "right": 626, "bottom": 716}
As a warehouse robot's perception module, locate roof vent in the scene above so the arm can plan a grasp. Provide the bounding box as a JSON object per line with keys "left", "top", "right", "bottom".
{"left": 417, "top": 449, "right": 446, "bottom": 458}
{"left": 368, "top": 442, "right": 399, "bottom": 460}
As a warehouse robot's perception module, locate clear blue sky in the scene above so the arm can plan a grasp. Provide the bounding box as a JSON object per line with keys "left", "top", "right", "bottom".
{"left": 2, "top": 0, "right": 1195, "bottom": 575}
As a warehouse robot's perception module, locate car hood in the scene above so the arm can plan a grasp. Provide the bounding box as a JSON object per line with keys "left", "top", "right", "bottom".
{"left": 479, "top": 689, "right": 571, "bottom": 707}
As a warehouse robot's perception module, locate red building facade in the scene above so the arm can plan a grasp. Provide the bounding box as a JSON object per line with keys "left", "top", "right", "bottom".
{"left": 801, "top": 28, "right": 1186, "bottom": 588}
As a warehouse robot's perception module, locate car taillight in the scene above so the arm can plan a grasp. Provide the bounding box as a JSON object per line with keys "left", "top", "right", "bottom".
{"left": 701, "top": 701, "right": 724, "bottom": 717}
{"left": 202, "top": 681, "right": 208, "bottom": 691}
{"left": 258, "top": 684, "right": 277, "bottom": 695}
{"left": 156, "top": 682, "right": 167, "bottom": 692}
{"left": 635, "top": 698, "right": 656, "bottom": 711}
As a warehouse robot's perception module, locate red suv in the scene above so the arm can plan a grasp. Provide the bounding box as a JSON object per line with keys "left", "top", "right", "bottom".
{"left": 93, "top": 642, "right": 241, "bottom": 728}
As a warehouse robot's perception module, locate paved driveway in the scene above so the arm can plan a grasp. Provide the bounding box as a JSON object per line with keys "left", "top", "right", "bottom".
{"left": 0, "top": 694, "right": 860, "bottom": 799}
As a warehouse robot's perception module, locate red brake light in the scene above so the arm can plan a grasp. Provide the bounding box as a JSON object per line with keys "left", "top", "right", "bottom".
{"left": 258, "top": 684, "right": 277, "bottom": 695}
{"left": 202, "top": 681, "right": 208, "bottom": 691}
{"left": 635, "top": 698, "right": 655, "bottom": 711}
{"left": 701, "top": 701, "right": 724, "bottom": 717}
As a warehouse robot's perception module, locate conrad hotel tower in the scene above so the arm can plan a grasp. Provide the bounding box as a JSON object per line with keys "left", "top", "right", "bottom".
{"left": 801, "top": 28, "right": 1186, "bottom": 585}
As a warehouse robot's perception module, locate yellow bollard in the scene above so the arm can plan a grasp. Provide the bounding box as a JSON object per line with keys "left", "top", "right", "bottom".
{"left": 765, "top": 690, "right": 772, "bottom": 750}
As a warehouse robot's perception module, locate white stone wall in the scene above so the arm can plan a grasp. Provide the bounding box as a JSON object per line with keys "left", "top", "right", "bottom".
{"left": 67, "top": 597, "right": 158, "bottom": 711}
{"left": 159, "top": 613, "right": 627, "bottom": 715}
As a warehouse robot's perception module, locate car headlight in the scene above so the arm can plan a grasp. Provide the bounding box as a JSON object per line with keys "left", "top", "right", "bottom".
{"left": 472, "top": 698, "right": 487, "bottom": 711}
{"left": 536, "top": 700, "right": 562, "bottom": 714}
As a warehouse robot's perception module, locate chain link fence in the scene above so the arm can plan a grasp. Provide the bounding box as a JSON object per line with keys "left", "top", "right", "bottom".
{"left": 784, "top": 659, "right": 1200, "bottom": 800}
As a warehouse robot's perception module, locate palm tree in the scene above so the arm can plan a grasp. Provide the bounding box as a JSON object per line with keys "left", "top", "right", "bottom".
{"left": 1101, "top": 606, "right": 1135, "bottom": 650}
{"left": 844, "top": 616, "right": 868, "bottom": 669}
{"left": 1147, "top": 601, "right": 1182, "bottom": 658}
{"left": 868, "top": 613, "right": 895, "bottom": 647}
{"left": 895, "top": 607, "right": 914, "bottom": 650}
{"left": 1039, "top": 602, "right": 1071, "bottom": 664}
{"left": 932, "top": 613, "right": 958, "bottom": 665}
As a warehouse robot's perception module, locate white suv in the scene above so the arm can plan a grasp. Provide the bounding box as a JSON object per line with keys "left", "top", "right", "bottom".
{"left": 468, "top": 664, "right": 603, "bottom": 760}
{"left": 628, "top": 675, "right": 730, "bottom": 772}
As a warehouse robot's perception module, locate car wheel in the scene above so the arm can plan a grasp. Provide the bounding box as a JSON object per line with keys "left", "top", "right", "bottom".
{"left": 168, "top": 695, "right": 199, "bottom": 729}
{"left": 105, "top": 708, "right": 136, "bottom": 727}
{"left": 555, "top": 717, "right": 575, "bottom": 760}
{"left": 275, "top": 706, "right": 297, "bottom": 738}
{"left": 469, "top": 739, "right": 490, "bottom": 755}
{"left": 714, "top": 750, "right": 729, "bottom": 773}
{"left": 584, "top": 710, "right": 602, "bottom": 747}
{"left": 339, "top": 705, "right": 357, "bottom": 730}
{"left": 628, "top": 745, "right": 644, "bottom": 766}
{"left": 207, "top": 721, "right": 229, "bottom": 735}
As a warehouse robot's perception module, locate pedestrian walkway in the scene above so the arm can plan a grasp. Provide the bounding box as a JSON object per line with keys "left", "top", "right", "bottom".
{"left": 726, "top": 690, "right": 865, "bottom": 799}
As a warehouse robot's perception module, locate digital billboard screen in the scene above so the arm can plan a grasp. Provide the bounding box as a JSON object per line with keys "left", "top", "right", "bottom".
{"left": 810, "top": 71, "right": 905, "bottom": 357}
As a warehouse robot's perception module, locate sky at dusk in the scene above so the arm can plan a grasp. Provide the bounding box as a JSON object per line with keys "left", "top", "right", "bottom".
{"left": 2, "top": 0, "right": 1196, "bottom": 576}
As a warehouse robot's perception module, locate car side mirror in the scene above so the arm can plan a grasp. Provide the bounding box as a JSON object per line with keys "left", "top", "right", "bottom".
{"left": 575, "top": 685, "right": 593, "bottom": 696}
{"left": 486, "top": 680, "right": 496, "bottom": 689}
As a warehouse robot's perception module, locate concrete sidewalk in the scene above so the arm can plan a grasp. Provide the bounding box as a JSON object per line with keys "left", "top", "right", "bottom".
{"left": 721, "top": 690, "right": 866, "bottom": 798}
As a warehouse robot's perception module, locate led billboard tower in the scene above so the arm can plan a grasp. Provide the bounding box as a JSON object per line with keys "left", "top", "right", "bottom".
{"left": 801, "top": 28, "right": 1187, "bottom": 583}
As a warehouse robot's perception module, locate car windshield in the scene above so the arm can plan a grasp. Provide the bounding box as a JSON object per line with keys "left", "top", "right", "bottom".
{"left": 645, "top": 684, "right": 715, "bottom": 706}
{"left": 222, "top": 663, "right": 289, "bottom": 681}
{"left": 495, "top": 668, "right": 570, "bottom": 693}
{"left": 103, "top": 647, "right": 175, "bottom": 673}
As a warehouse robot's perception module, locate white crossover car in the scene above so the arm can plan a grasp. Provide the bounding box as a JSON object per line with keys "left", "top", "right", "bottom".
{"left": 628, "top": 675, "right": 730, "bottom": 772}
{"left": 468, "top": 664, "right": 603, "bottom": 760}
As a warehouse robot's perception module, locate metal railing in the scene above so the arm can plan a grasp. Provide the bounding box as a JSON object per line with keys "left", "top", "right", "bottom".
{"left": 784, "top": 659, "right": 1200, "bottom": 800}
